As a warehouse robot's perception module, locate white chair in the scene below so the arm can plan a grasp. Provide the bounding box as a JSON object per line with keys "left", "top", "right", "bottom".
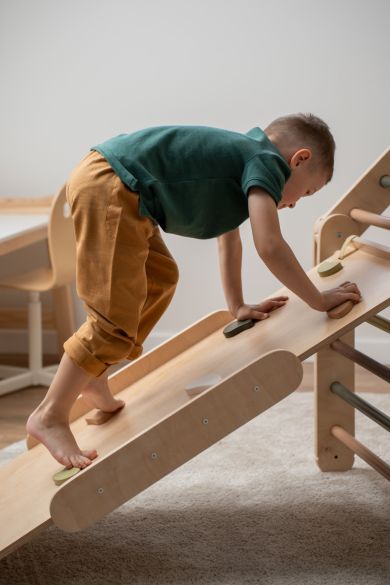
{"left": 0, "top": 185, "right": 76, "bottom": 396}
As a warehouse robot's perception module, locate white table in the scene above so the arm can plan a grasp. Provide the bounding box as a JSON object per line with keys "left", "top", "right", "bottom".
{"left": 0, "top": 206, "right": 75, "bottom": 355}
{"left": 0, "top": 213, "right": 49, "bottom": 256}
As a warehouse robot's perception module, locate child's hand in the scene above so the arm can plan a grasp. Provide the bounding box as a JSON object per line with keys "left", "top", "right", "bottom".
{"left": 234, "top": 296, "right": 289, "bottom": 321}
{"left": 319, "top": 281, "right": 362, "bottom": 312}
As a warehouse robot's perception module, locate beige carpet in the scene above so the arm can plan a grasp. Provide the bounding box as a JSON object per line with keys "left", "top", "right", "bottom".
{"left": 0, "top": 392, "right": 389, "bottom": 585}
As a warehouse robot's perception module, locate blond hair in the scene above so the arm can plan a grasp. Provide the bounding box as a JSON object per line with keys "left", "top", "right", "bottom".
{"left": 265, "top": 113, "right": 336, "bottom": 182}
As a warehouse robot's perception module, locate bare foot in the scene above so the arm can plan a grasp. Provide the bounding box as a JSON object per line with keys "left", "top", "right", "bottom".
{"left": 26, "top": 408, "right": 97, "bottom": 469}
{"left": 81, "top": 374, "right": 125, "bottom": 413}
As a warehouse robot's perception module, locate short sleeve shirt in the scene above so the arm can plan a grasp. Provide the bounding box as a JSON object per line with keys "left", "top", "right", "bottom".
{"left": 92, "top": 125, "right": 290, "bottom": 239}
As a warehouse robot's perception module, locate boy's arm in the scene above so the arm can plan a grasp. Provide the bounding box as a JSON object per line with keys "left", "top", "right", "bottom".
{"left": 217, "top": 227, "right": 244, "bottom": 315}
{"left": 247, "top": 187, "right": 324, "bottom": 310}
{"left": 217, "top": 228, "right": 288, "bottom": 320}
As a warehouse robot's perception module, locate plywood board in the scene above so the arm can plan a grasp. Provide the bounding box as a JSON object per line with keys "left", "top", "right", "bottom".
{"left": 0, "top": 243, "right": 389, "bottom": 559}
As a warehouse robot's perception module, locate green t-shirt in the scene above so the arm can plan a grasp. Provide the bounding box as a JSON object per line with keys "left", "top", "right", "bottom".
{"left": 92, "top": 125, "right": 291, "bottom": 239}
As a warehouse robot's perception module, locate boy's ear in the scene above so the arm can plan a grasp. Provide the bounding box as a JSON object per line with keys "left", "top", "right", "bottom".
{"left": 291, "top": 148, "right": 312, "bottom": 168}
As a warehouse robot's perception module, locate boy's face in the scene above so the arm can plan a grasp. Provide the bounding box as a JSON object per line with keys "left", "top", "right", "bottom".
{"left": 278, "top": 148, "right": 328, "bottom": 210}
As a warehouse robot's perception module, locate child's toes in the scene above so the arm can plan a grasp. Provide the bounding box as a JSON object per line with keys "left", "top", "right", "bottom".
{"left": 82, "top": 449, "right": 98, "bottom": 460}
{"left": 70, "top": 454, "right": 91, "bottom": 469}
{"left": 61, "top": 455, "right": 72, "bottom": 469}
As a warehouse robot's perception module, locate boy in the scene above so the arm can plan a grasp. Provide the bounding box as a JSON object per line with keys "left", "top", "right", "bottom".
{"left": 27, "top": 113, "right": 361, "bottom": 469}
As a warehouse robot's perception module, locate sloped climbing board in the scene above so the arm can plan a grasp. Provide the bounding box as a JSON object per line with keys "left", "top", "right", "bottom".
{"left": 0, "top": 237, "right": 389, "bottom": 560}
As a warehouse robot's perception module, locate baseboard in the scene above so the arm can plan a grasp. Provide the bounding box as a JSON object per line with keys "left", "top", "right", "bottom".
{"left": 0, "top": 308, "right": 55, "bottom": 330}
{"left": 0, "top": 329, "right": 388, "bottom": 365}
{"left": 0, "top": 329, "right": 59, "bottom": 356}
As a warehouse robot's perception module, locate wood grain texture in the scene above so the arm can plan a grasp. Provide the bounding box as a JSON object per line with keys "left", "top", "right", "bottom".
{"left": 0, "top": 196, "right": 53, "bottom": 214}
{"left": 314, "top": 146, "right": 390, "bottom": 477}
{"left": 50, "top": 349, "right": 302, "bottom": 532}
{"left": 0, "top": 242, "right": 388, "bottom": 558}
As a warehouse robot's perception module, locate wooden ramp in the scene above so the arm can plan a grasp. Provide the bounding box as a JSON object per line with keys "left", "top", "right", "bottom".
{"left": 1, "top": 238, "right": 389, "bottom": 560}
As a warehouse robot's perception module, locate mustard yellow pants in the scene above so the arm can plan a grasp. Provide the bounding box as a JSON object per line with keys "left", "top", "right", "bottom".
{"left": 64, "top": 151, "right": 179, "bottom": 377}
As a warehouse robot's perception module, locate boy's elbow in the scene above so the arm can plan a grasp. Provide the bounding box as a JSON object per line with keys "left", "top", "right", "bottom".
{"left": 255, "top": 237, "right": 284, "bottom": 260}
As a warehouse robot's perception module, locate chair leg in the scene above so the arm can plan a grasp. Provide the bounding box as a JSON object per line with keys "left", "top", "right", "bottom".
{"left": 28, "top": 291, "right": 43, "bottom": 384}
{"left": 0, "top": 291, "right": 57, "bottom": 396}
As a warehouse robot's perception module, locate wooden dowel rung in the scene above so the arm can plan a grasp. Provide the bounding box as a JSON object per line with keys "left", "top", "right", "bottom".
{"left": 350, "top": 208, "right": 390, "bottom": 230}
{"left": 367, "top": 315, "right": 390, "bottom": 334}
{"left": 379, "top": 175, "right": 390, "bottom": 188}
{"left": 330, "top": 340, "right": 390, "bottom": 383}
{"left": 331, "top": 425, "right": 390, "bottom": 481}
{"left": 330, "top": 382, "right": 390, "bottom": 432}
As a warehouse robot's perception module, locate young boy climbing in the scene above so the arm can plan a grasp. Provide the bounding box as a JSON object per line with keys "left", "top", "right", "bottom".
{"left": 27, "top": 113, "right": 362, "bottom": 469}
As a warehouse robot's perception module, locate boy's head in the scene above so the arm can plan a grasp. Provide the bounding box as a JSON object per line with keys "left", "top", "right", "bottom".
{"left": 264, "top": 113, "right": 335, "bottom": 210}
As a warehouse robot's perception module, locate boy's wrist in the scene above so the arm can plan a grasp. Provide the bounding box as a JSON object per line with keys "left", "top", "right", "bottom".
{"left": 308, "top": 291, "right": 325, "bottom": 311}
{"left": 229, "top": 300, "right": 244, "bottom": 316}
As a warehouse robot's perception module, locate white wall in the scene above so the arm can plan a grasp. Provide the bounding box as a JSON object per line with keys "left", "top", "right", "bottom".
{"left": 0, "top": 0, "right": 389, "bottom": 359}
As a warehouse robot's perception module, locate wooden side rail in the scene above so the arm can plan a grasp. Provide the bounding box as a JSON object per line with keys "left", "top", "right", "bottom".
{"left": 50, "top": 349, "right": 303, "bottom": 532}
{"left": 330, "top": 340, "right": 390, "bottom": 383}
{"left": 331, "top": 425, "right": 390, "bottom": 481}
{"left": 330, "top": 382, "right": 390, "bottom": 432}
{"left": 350, "top": 208, "right": 390, "bottom": 230}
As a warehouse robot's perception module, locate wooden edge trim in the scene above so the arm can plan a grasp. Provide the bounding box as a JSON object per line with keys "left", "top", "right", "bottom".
{"left": 351, "top": 237, "right": 390, "bottom": 262}
{"left": 109, "top": 310, "right": 233, "bottom": 391}
{"left": 0, "top": 196, "right": 53, "bottom": 213}
{"left": 331, "top": 425, "right": 390, "bottom": 481}
{"left": 50, "top": 349, "right": 302, "bottom": 532}
{"left": 299, "top": 299, "right": 390, "bottom": 363}
{"left": 320, "top": 147, "right": 390, "bottom": 220}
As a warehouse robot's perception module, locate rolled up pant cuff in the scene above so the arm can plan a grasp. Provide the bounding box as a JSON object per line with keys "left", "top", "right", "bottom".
{"left": 63, "top": 334, "right": 110, "bottom": 377}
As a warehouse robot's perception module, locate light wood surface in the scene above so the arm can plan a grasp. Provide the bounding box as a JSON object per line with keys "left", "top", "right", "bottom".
{"left": 1, "top": 361, "right": 387, "bottom": 450}
{"left": 330, "top": 146, "right": 390, "bottom": 218}
{"left": 313, "top": 147, "right": 390, "bottom": 263}
{"left": 0, "top": 240, "right": 388, "bottom": 559}
{"left": 314, "top": 146, "right": 390, "bottom": 478}
{"left": 51, "top": 349, "right": 302, "bottom": 532}
{"left": 0, "top": 196, "right": 52, "bottom": 213}
{"left": 313, "top": 148, "right": 390, "bottom": 259}
{"left": 315, "top": 331, "right": 355, "bottom": 471}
